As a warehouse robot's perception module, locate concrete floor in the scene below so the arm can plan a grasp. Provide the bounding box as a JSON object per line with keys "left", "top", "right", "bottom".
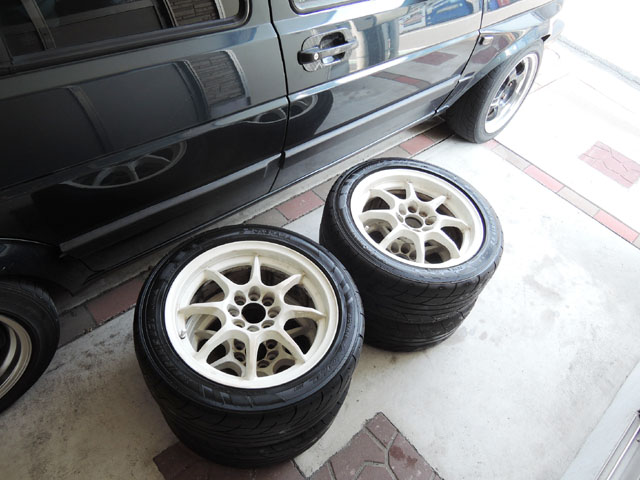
{"left": 2, "top": 35, "right": 640, "bottom": 480}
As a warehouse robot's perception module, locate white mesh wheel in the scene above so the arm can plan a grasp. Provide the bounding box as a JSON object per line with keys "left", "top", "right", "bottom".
{"left": 350, "top": 168, "right": 484, "bottom": 269}
{"left": 164, "top": 241, "right": 339, "bottom": 389}
{"left": 0, "top": 315, "right": 32, "bottom": 399}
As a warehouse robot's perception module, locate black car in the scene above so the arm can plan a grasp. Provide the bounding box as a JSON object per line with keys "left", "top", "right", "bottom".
{"left": 0, "top": 0, "right": 562, "bottom": 410}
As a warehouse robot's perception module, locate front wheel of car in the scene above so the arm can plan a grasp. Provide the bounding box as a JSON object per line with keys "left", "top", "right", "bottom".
{"left": 0, "top": 279, "right": 59, "bottom": 413}
{"left": 446, "top": 41, "right": 543, "bottom": 143}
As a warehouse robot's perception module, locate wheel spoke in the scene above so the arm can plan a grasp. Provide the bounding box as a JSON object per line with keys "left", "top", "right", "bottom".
{"left": 274, "top": 273, "right": 303, "bottom": 297}
{"left": 249, "top": 255, "right": 262, "bottom": 285}
{"left": 369, "top": 188, "right": 399, "bottom": 209}
{"left": 127, "top": 164, "right": 140, "bottom": 181}
{"left": 282, "top": 305, "right": 325, "bottom": 321}
{"left": 178, "top": 301, "right": 226, "bottom": 318}
{"left": 203, "top": 268, "right": 237, "bottom": 297}
{"left": 427, "top": 230, "right": 461, "bottom": 260}
{"left": 359, "top": 210, "right": 399, "bottom": 228}
{"left": 405, "top": 181, "right": 417, "bottom": 201}
{"left": 194, "top": 325, "right": 235, "bottom": 361}
{"left": 270, "top": 330, "right": 306, "bottom": 362}
{"left": 144, "top": 154, "right": 172, "bottom": 165}
{"left": 426, "top": 195, "right": 447, "bottom": 210}
{"left": 242, "top": 334, "right": 261, "bottom": 380}
{"left": 439, "top": 215, "right": 471, "bottom": 231}
{"left": 411, "top": 233, "right": 426, "bottom": 264}
{"left": 378, "top": 226, "right": 404, "bottom": 251}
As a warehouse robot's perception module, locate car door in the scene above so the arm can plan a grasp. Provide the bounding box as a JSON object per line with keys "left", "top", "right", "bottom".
{"left": 0, "top": 0, "right": 288, "bottom": 272}
{"left": 269, "top": 0, "right": 482, "bottom": 189}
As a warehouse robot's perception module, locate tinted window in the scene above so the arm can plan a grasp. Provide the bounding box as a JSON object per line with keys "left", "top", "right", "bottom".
{"left": 0, "top": 0, "right": 239, "bottom": 57}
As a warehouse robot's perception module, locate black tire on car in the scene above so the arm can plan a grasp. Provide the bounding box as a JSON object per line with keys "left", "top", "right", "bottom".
{"left": 320, "top": 158, "right": 503, "bottom": 351}
{"left": 134, "top": 226, "right": 364, "bottom": 467}
{"left": 0, "top": 279, "right": 59, "bottom": 413}
{"left": 446, "top": 41, "right": 543, "bottom": 143}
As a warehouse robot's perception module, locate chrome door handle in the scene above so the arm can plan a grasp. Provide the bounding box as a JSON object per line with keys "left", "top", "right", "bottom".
{"left": 298, "top": 28, "right": 358, "bottom": 71}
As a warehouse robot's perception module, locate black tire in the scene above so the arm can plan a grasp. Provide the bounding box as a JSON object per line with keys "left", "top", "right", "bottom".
{"left": 0, "top": 279, "right": 59, "bottom": 413}
{"left": 446, "top": 41, "right": 543, "bottom": 143}
{"left": 134, "top": 226, "right": 364, "bottom": 467}
{"left": 320, "top": 158, "right": 503, "bottom": 351}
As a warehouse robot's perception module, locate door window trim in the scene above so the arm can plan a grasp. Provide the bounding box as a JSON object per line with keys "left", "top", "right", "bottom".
{"left": 290, "top": 0, "right": 367, "bottom": 14}
{"left": 1, "top": 0, "right": 250, "bottom": 76}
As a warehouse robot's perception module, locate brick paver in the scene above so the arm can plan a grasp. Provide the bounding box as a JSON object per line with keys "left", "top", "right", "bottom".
{"left": 594, "top": 211, "right": 639, "bottom": 243}
{"left": 580, "top": 142, "right": 640, "bottom": 188}
{"left": 400, "top": 135, "right": 436, "bottom": 156}
{"left": 86, "top": 276, "right": 144, "bottom": 325}
{"left": 524, "top": 165, "right": 564, "bottom": 192}
{"left": 276, "top": 191, "right": 324, "bottom": 221}
{"left": 153, "top": 414, "right": 442, "bottom": 480}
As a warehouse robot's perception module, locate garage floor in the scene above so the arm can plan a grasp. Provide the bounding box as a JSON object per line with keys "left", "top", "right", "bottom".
{"left": 1, "top": 42, "right": 639, "bottom": 480}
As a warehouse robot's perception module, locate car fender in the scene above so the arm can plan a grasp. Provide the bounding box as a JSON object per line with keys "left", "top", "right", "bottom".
{"left": 0, "top": 240, "right": 93, "bottom": 293}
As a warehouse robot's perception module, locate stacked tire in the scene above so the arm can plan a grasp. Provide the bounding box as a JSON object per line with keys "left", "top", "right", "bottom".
{"left": 134, "top": 226, "right": 364, "bottom": 467}
{"left": 320, "top": 158, "right": 503, "bottom": 351}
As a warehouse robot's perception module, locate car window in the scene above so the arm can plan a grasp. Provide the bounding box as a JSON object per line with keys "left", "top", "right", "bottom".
{"left": 0, "top": 0, "right": 241, "bottom": 58}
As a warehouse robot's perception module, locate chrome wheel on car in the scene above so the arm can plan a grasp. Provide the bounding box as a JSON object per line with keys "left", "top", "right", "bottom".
{"left": 164, "top": 240, "right": 339, "bottom": 389}
{"left": 0, "top": 315, "right": 32, "bottom": 400}
{"left": 350, "top": 168, "right": 483, "bottom": 269}
{"left": 485, "top": 53, "right": 538, "bottom": 134}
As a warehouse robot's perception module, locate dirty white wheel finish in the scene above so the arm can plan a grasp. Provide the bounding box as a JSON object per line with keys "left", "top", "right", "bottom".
{"left": 134, "top": 226, "right": 363, "bottom": 467}
{"left": 447, "top": 41, "right": 543, "bottom": 143}
{"left": 350, "top": 168, "right": 483, "bottom": 269}
{"left": 0, "top": 279, "right": 58, "bottom": 413}
{"left": 321, "top": 158, "right": 503, "bottom": 351}
{"left": 0, "top": 316, "right": 32, "bottom": 399}
{"left": 164, "top": 240, "right": 338, "bottom": 389}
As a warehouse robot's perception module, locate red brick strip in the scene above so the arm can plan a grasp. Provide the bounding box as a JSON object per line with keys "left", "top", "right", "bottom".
{"left": 276, "top": 191, "right": 324, "bottom": 221}
{"left": 86, "top": 277, "right": 144, "bottom": 326}
{"left": 490, "top": 141, "right": 640, "bottom": 247}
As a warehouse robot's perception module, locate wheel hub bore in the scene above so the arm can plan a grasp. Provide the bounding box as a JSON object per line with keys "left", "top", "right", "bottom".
{"left": 242, "top": 303, "right": 266, "bottom": 324}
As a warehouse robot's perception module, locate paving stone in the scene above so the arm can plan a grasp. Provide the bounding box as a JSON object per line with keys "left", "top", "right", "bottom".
{"left": 365, "top": 413, "right": 397, "bottom": 448}
{"left": 176, "top": 461, "right": 253, "bottom": 480}
{"left": 154, "top": 442, "right": 202, "bottom": 480}
{"left": 388, "top": 434, "right": 436, "bottom": 480}
{"left": 400, "top": 135, "right": 436, "bottom": 156}
{"left": 58, "top": 305, "right": 96, "bottom": 347}
{"left": 558, "top": 187, "right": 599, "bottom": 217}
{"left": 330, "top": 431, "right": 386, "bottom": 480}
{"left": 492, "top": 144, "right": 531, "bottom": 170}
{"left": 310, "top": 464, "right": 334, "bottom": 480}
{"left": 524, "top": 165, "right": 564, "bottom": 193}
{"left": 374, "top": 146, "right": 411, "bottom": 159}
{"left": 255, "top": 461, "right": 304, "bottom": 480}
{"left": 423, "top": 123, "right": 452, "bottom": 143}
{"left": 313, "top": 177, "right": 338, "bottom": 201}
{"left": 594, "top": 211, "right": 639, "bottom": 243}
{"left": 482, "top": 139, "right": 499, "bottom": 150}
{"left": 86, "top": 276, "right": 144, "bottom": 326}
{"left": 248, "top": 208, "right": 288, "bottom": 227}
{"left": 580, "top": 142, "right": 640, "bottom": 188}
{"left": 356, "top": 465, "right": 394, "bottom": 480}
{"left": 276, "top": 191, "right": 325, "bottom": 221}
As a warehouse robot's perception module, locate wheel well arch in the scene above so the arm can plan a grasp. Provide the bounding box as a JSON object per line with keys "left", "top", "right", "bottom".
{"left": 0, "top": 239, "right": 93, "bottom": 294}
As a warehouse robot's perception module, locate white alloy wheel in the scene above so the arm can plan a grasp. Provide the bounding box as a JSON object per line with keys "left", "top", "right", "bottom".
{"left": 350, "top": 168, "right": 484, "bottom": 268}
{"left": 0, "top": 315, "right": 32, "bottom": 399}
{"left": 164, "top": 241, "right": 339, "bottom": 389}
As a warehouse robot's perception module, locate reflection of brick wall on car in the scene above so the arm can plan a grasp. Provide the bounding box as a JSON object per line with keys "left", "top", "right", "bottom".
{"left": 189, "top": 52, "right": 246, "bottom": 108}
{"left": 167, "top": 0, "right": 220, "bottom": 25}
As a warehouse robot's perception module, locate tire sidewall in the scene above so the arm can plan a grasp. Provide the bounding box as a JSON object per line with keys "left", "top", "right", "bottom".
{"left": 324, "top": 158, "right": 503, "bottom": 287}
{"left": 134, "top": 226, "right": 362, "bottom": 413}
